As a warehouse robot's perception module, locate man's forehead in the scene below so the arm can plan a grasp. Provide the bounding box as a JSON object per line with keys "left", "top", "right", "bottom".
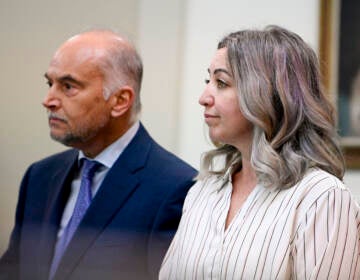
{"left": 50, "top": 31, "right": 130, "bottom": 67}
{"left": 50, "top": 42, "right": 105, "bottom": 70}
{"left": 47, "top": 48, "right": 104, "bottom": 80}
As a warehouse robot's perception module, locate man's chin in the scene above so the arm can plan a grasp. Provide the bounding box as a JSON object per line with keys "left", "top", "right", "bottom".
{"left": 50, "top": 133, "right": 74, "bottom": 147}
{"left": 50, "top": 132, "right": 89, "bottom": 148}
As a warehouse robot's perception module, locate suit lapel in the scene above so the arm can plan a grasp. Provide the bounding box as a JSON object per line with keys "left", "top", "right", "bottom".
{"left": 37, "top": 151, "right": 79, "bottom": 279}
{"left": 54, "top": 124, "right": 153, "bottom": 279}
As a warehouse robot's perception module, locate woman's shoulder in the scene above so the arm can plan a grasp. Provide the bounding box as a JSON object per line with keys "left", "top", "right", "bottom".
{"left": 298, "top": 168, "right": 345, "bottom": 191}
{"left": 294, "top": 168, "right": 347, "bottom": 200}
{"left": 187, "top": 175, "right": 225, "bottom": 196}
{"left": 183, "top": 175, "right": 226, "bottom": 210}
{"left": 292, "top": 168, "right": 356, "bottom": 215}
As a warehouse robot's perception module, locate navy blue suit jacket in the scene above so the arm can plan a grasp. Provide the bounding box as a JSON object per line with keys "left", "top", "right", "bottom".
{"left": 0, "top": 124, "right": 197, "bottom": 280}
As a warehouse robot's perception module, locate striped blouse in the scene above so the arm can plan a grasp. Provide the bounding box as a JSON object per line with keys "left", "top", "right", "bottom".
{"left": 159, "top": 168, "right": 360, "bottom": 279}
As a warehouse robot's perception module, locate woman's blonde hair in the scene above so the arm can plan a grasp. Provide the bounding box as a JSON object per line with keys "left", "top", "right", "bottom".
{"left": 199, "top": 25, "right": 345, "bottom": 188}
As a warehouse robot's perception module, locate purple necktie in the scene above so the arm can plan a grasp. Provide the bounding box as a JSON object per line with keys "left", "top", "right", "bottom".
{"left": 49, "top": 159, "right": 102, "bottom": 279}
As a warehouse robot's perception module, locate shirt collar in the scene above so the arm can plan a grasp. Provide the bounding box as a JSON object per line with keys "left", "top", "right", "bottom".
{"left": 223, "top": 161, "right": 242, "bottom": 182}
{"left": 210, "top": 161, "right": 240, "bottom": 191}
{"left": 78, "top": 121, "right": 140, "bottom": 169}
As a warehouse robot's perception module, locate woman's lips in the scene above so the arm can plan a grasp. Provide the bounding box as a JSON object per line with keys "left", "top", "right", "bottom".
{"left": 204, "top": 113, "right": 219, "bottom": 124}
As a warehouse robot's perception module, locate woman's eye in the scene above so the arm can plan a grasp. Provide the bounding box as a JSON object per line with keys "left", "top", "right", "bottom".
{"left": 217, "top": 79, "right": 227, "bottom": 89}
{"left": 204, "top": 79, "right": 210, "bottom": 84}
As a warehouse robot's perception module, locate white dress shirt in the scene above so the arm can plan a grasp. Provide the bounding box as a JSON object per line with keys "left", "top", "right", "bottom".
{"left": 160, "top": 168, "right": 360, "bottom": 279}
{"left": 57, "top": 121, "right": 139, "bottom": 239}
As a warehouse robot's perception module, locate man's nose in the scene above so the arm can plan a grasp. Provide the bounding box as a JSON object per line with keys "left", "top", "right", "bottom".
{"left": 42, "top": 87, "right": 61, "bottom": 110}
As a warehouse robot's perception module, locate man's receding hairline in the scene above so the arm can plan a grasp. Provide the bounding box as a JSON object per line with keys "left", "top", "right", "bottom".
{"left": 67, "top": 29, "right": 133, "bottom": 49}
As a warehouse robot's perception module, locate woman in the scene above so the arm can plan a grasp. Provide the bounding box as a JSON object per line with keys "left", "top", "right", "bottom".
{"left": 160, "top": 26, "right": 360, "bottom": 279}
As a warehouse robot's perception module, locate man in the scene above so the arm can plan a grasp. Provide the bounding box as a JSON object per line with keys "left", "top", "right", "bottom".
{"left": 0, "top": 29, "right": 196, "bottom": 280}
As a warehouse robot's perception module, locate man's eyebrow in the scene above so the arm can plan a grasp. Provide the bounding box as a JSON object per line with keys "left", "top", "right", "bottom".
{"left": 58, "top": 75, "right": 82, "bottom": 85}
{"left": 44, "top": 73, "right": 83, "bottom": 86}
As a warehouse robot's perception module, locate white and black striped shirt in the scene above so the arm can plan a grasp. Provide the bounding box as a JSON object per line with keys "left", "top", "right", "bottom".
{"left": 159, "top": 168, "right": 360, "bottom": 279}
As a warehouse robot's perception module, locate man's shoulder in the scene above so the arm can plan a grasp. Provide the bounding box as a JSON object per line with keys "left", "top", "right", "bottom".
{"left": 18, "top": 149, "right": 78, "bottom": 195}
{"left": 147, "top": 140, "right": 195, "bottom": 172}
{"left": 132, "top": 124, "right": 197, "bottom": 175}
{"left": 144, "top": 148, "right": 197, "bottom": 192}
{"left": 30, "top": 149, "right": 78, "bottom": 170}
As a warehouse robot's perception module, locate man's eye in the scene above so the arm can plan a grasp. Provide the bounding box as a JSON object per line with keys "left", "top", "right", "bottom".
{"left": 64, "top": 83, "right": 73, "bottom": 90}
{"left": 46, "top": 81, "right": 52, "bottom": 87}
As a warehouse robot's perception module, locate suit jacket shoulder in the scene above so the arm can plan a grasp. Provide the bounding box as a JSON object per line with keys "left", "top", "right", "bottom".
{"left": 1, "top": 124, "right": 197, "bottom": 280}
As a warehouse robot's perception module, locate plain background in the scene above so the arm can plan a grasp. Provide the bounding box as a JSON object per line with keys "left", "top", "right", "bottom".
{"left": 1, "top": 0, "right": 359, "bottom": 255}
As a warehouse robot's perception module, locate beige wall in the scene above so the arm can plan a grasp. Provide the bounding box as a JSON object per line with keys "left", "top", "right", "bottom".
{"left": 175, "top": 0, "right": 360, "bottom": 202}
{"left": 0, "top": 0, "right": 139, "bottom": 254}
{"left": 1, "top": 0, "right": 359, "bottom": 257}
{"left": 138, "top": 0, "right": 185, "bottom": 152}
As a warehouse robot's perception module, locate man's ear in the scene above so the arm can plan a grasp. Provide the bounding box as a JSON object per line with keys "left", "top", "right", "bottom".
{"left": 110, "top": 86, "right": 135, "bottom": 117}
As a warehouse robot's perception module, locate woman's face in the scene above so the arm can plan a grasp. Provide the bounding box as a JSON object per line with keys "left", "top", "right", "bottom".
{"left": 199, "top": 48, "right": 253, "bottom": 152}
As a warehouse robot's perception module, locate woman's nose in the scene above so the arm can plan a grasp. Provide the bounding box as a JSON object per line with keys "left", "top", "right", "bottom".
{"left": 199, "top": 87, "right": 214, "bottom": 107}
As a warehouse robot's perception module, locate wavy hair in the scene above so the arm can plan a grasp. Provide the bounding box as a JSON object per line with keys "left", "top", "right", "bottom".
{"left": 199, "top": 25, "right": 345, "bottom": 188}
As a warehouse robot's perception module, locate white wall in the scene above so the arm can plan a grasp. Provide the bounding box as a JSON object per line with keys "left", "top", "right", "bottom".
{"left": 177, "top": 0, "right": 319, "bottom": 168}
{"left": 344, "top": 171, "right": 360, "bottom": 203}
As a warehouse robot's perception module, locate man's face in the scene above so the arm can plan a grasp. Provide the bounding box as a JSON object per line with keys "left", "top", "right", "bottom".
{"left": 43, "top": 38, "right": 113, "bottom": 152}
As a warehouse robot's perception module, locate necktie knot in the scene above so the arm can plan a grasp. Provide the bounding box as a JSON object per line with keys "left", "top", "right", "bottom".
{"left": 82, "top": 159, "right": 102, "bottom": 181}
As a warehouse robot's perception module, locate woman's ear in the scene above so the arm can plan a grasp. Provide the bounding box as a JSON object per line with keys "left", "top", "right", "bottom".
{"left": 110, "top": 86, "right": 135, "bottom": 117}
